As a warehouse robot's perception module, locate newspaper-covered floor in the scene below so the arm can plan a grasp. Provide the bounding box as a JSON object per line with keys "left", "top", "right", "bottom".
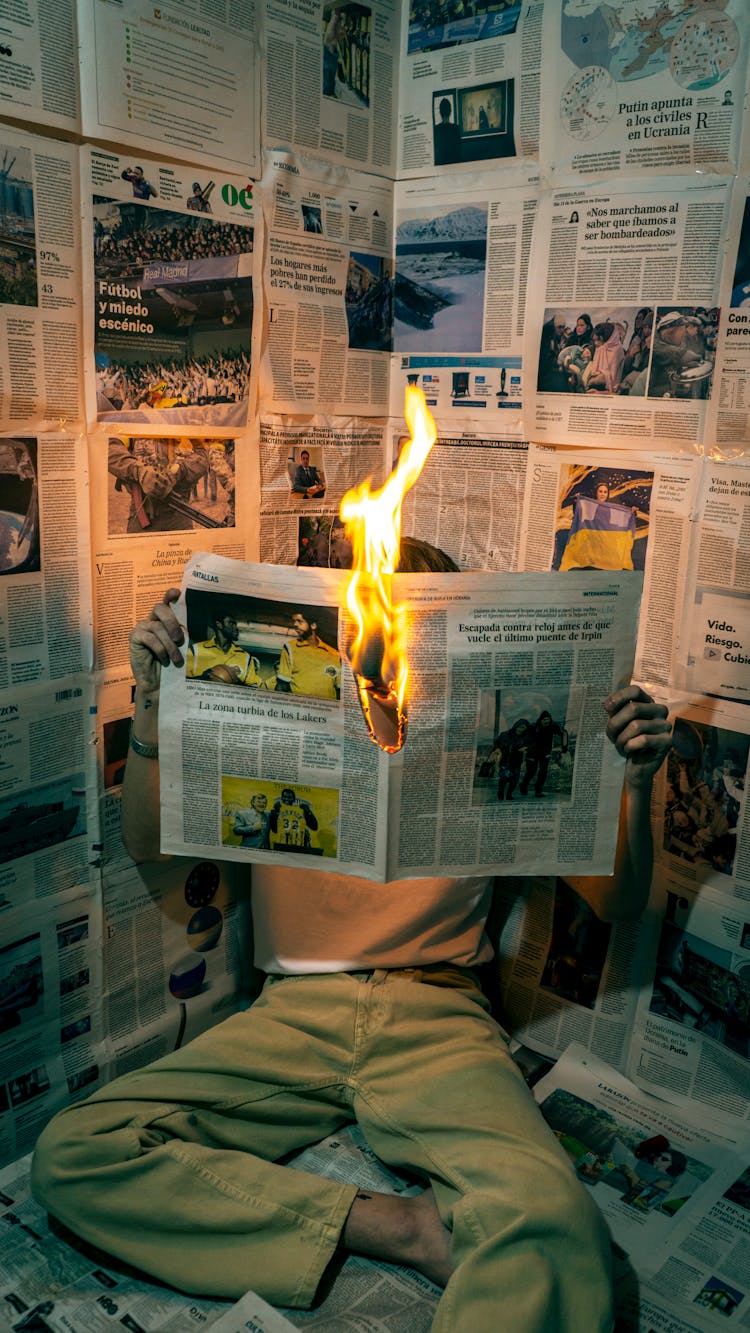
{"left": 3, "top": 1046, "right": 748, "bottom": 1333}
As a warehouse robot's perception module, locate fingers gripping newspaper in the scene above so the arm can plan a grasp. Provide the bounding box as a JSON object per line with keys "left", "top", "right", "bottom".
{"left": 158, "top": 552, "right": 643, "bottom": 882}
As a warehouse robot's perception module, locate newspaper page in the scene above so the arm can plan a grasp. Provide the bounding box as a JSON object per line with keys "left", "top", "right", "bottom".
{"left": 398, "top": 0, "right": 542, "bottom": 178}
{"left": 82, "top": 147, "right": 260, "bottom": 431}
{"left": 533, "top": 1045, "right": 745, "bottom": 1293}
{"left": 0, "top": 432, "right": 93, "bottom": 688}
{"left": 494, "top": 874, "right": 646, "bottom": 1072}
{"left": 652, "top": 694, "right": 750, "bottom": 908}
{"left": 0, "top": 0, "right": 79, "bottom": 133}
{"left": 0, "top": 127, "right": 83, "bottom": 431}
{"left": 260, "top": 415, "right": 525, "bottom": 576}
{"left": 259, "top": 150, "right": 394, "bottom": 416}
{"left": 518, "top": 443, "right": 701, "bottom": 690}
{"left": 77, "top": 0, "right": 259, "bottom": 176}
{"left": 158, "top": 552, "right": 643, "bottom": 881}
{"left": 261, "top": 0, "right": 399, "bottom": 176}
{"left": 101, "top": 857, "right": 242, "bottom": 1083}
{"left": 616, "top": 1158, "right": 750, "bottom": 1331}
{"left": 676, "top": 459, "right": 750, "bottom": 707}
{"left": 543, "top": 0, "right": 749, "bottom": 180}
{"left": 0, "top": 678, "right": 99, "bottom": 916}
{"left": 391, "top": 166, "right": 537, "bottom": 436}
{"left": 399, "top": 430, "right": 528, "bottom": 572}
{"left": 0, "top": 891, "right": 103, "bottom": 1165}
{"left": 0, "top": 1157, "right": 234, "bottom": 1331}
{"left": 527, "top": 174, "right": 729, "bottom": 450}
{"left": 710, "top": 174, "right": 750, "bottom": 450}
{"left": 628, "top": 871, "right": 750, "bottom": 1126}
{"left": 259, "top": 413, "right": 389, "bottom": 566}
{"left": 90, "top": 424, "right": 259, "bottom": 676}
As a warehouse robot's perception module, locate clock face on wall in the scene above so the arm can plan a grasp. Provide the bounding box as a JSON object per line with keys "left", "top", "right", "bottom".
{"left": 184, "top": 861, "right": 220, "bottom": 908}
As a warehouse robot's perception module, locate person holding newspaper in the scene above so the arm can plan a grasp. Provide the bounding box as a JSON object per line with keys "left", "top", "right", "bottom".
{"left": 32, "top": 547, "right": 672, "bottom": 1333}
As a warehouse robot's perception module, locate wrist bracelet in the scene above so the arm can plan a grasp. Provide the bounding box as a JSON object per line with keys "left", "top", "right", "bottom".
{"left": 129, "top": 721, "right": 159, "bottom": 759}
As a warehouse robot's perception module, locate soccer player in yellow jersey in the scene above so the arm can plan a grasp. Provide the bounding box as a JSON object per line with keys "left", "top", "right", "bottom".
{"left": 275, "top": 609, "right": 340, "bottom": 700}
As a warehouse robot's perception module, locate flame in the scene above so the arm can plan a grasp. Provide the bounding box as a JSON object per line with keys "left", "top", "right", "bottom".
{"left": 340, "top": 385, "right": 437, "bottom": 752}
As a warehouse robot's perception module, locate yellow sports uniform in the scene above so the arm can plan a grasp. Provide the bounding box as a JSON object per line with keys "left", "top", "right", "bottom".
{"left": 187, "top": 637, "right": 262, "bottom": 686}
{"left": 277, "top": 638, "right": 340, "bottom": 698}
{"left": 270, "top": 801, "right": 312, "bottom": 849}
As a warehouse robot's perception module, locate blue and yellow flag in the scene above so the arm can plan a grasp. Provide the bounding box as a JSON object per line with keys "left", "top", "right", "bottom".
{"left": 560, "top": 496, "right": 636, "bottom": 571}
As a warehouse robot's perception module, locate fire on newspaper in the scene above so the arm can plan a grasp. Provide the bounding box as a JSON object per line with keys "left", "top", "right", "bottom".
{"left": 158, "top": 544, "right": 645, "bottom": 881}
{"left": 340, "top": 386, "right": 438, "bottom": 754}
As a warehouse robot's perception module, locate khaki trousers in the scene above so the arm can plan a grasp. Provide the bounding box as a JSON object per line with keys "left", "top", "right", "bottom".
{"left": 32, "top": 969, "right": 613, "bottom": 1330}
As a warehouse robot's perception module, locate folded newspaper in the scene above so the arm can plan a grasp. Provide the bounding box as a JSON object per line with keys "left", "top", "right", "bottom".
{"left": 159, "top": 553, "right": 643, "bottom": 882}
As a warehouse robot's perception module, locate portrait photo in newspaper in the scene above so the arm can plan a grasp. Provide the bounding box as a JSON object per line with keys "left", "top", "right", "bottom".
{"left": 551, "top": 464, "right": 653, "bottom": 573}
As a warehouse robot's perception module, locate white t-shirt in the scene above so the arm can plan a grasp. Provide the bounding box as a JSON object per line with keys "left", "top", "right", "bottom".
{"left": 251, "top": 865, "right": 494, "bottom": 974}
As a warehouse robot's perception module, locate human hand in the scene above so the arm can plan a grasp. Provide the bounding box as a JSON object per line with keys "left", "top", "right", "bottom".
{"left": 139, "top": 465, "right": 174, "bottom": 499}
{"left": 129, "top": 588, "right": 184, "bottom": 695}
{"left": 604, "top": 686, "right": 672, "bottom": 790}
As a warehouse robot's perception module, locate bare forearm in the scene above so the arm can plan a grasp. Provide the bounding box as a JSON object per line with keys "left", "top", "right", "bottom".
{"left": 121, "top": 687, "right": 167, "bottom": 862}
{"left": 566, "top": 777, "right": 654, "bottom": 922}
{"left": 565, "top": 687, "right": 671, "bottom": 921}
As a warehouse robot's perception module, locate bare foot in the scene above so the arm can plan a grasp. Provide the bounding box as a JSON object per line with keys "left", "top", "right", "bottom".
{"left": 341, "top": 1186, "right": 454, "bottom": 1288}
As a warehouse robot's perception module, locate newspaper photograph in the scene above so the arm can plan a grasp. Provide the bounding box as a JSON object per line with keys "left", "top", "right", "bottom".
{"left": 494, "top": 873, "right": 645, "bottom": 1071}
{"left": 390, "top": 166, "right": 537, "bottom": 435}
{"left": 0, "top": 890, "right": 104, "bottom": 1163}
{"left": 260, "top": 151, "right": 394, "bottom": 416}
{"left": 90, "top": 425, "right": 258, "bottom": 676}
{"left": 101, "top": 856, "right": 242, "bottom": 1078}
{"left": 543, "top": 0, "right": 748, "bottom": 180}
{"left": 518, "top": 443, "right": 701, "bottom": 690}
{"left": 0, "top": 432, "right": 93, "bottom": 688}
{"left": 77, "top": 0, "right": 259, "bottom": 176}
{"left": 262, "top": 0, "right": 398, "bottom": 177}
{"left": 629, "top": 876, "right": 750, "bottom": 1125}
{"left": 533, "top": 1045, "right": 744, "bottom": 1287}
{"left": 527, "top": 174, "right": 729, "bottom": 450}
{"left": 259, "top": 414, "right": 389, "bottom": 566}
{"left": 0, "top": 678, "right": 99, "bottom": 915}
{"left": 676, "top": 459, "right": 750, "bottom": 706}
{"left": 0, "top": 128, "right": 82, "bottom": 431}
{"left": 652, "top": 694, "right": 749, "bottom": 904}
{"left": 399, "top": 0, "right": 541, "bottom": 178}
{"left": 158, "top": 552, "right": 643, "bottom": 881}
{"left": 83, "top": 147, "right": 260, "bottom": 430}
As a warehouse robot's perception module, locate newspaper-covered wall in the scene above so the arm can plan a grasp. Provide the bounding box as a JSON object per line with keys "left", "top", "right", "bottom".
{"left": 0, "top": 14, "right": 746, "bottom": 1333}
